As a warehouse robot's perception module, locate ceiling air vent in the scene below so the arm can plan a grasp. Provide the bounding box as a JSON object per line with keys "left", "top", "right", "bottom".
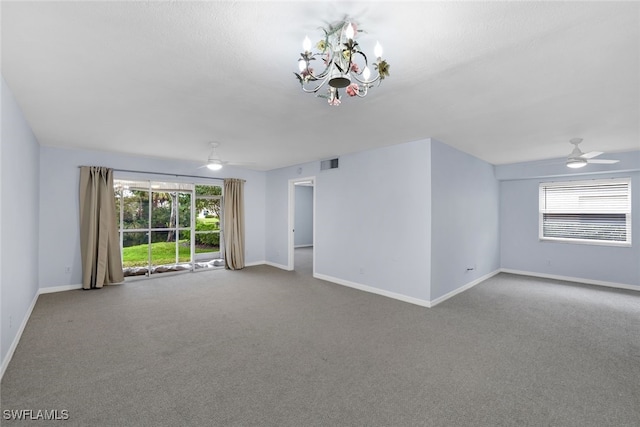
{"left": 320, "top": 158, "right": 339, "bottom": 171}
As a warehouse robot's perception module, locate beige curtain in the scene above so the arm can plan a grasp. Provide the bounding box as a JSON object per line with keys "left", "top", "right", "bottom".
{"left": 79, "top": 166, "right": 124, "bottom": 289}
{"left": 223, "top": 178, "right": 246, "bottom": 270}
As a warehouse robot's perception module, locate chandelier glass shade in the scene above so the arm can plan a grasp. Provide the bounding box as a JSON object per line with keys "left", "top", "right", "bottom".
{"left": 294, "top": 18, "right": 390, "bottom": 106}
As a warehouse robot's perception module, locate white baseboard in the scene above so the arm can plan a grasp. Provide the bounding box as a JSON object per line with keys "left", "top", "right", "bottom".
{"left": 1, "top": 291, "right": 39, "bottom": 380}
{"left": 244, "top": 261, "right": 266, "bottom": 267}
{"left": 313, "top": 273, "right": 431, "bottom": 308}
{"left": 265, "top": 261, "right": 291, "bottom": 271}
{"left": 39, "top": 284, "right": 83, "bottom": 294}
{"left": 500, "top": 268, "right": 639, "bottom": 292}
{"left": 429, "top": 269, "right": 501, "bottom": 307}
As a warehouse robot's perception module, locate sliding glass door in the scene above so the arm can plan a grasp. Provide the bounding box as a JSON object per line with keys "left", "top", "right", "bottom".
{"left": 194, "top": 185, "right": 224, "bottom": 269}
{"left": 115, "top": 179, "right": 150, "bottom": 276}
{"left": 114, "top": 179, "right": 223, "bottom": 278}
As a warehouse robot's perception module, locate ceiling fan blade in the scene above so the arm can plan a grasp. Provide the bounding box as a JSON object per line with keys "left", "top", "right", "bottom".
{"left": 580, "top": 151, "right": 603, "bottom": 159}
{"left": 587, "top": 159, "right": 619, "bottom": 164}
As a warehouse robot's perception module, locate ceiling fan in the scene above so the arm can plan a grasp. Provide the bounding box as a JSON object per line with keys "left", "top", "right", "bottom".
{"left": 202, "top": 142, "right": 254, "bottom": 171}
{"left": 565, "top": 138, "right": 620, "bottom": 168}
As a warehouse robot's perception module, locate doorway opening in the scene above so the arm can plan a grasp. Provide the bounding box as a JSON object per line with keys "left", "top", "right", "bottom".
{"left": 288, "top": 177, "right": 315, "bottom": 275}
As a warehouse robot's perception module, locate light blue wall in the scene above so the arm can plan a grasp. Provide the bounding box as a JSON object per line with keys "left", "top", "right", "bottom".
{"left": 294, "top": 185, "right": 313, "bottom": 247}
{"left": 499, "top": 166, "right": 640, "bottom": 287}
{"left": 430, "top": 139, "right": 500, "bottom": 300}
{"left": 317, "top": 140, "right": 432, "bottom": 301}
{"left": 38, "top": 146, "right": 266, "bottom": 289}
{"left": 266, "top": 139, "right": 432, "bottom": 302}
{"left": 1, "top": 77, "right": 41, "bottom": 367}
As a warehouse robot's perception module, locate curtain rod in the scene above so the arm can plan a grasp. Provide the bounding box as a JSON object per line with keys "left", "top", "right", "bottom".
{"left": 78, "top": 166, "right": 228, "bottom": 181}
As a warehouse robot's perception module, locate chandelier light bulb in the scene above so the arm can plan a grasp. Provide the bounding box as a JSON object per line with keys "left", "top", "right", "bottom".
{"left": 363, "top": 66, "right": 371, "bottom": 81}
{"left": 298, "top": 60, "right": 306, "bottom": 72}
{"left": 345, "top": 22, "right": 355, "bottom": 40}
{"left": 303, "top": 36, "right": 311, "bottom": 52}
{"left": 374, "top": 41, "right": 383, "bottom": 58}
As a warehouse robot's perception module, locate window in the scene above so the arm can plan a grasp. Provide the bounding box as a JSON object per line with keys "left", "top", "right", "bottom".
{"left": 114, "top": 179, "right": 224, "bottom": 277}
{"left": 539, "top": 178, "right": 631, "bottom": 246}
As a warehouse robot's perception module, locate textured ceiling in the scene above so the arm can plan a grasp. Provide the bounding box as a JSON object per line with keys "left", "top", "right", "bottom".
{"left": 2, "top": 1, "right": 639, "bottom": 171}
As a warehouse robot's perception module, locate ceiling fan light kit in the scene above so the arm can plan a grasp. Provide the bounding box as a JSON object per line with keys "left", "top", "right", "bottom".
{"left": 294, "top": 17, "right": 390, "bottom": 106}
{"left": 566, "top": 157, "right": 588, "bottom": 168}
{"left": 206, "top": 142, "right": 226, "bottom": 170}
{"left": 201, "top": 142, "right": 256, "bottom": 171}
{"left": 206, "top": 161, "right": 223, "bottom": 171}
{"left": 564, "top": 138, "right": 619, "bottom": 168}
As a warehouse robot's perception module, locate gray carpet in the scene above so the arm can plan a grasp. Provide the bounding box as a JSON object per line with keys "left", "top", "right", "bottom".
{"left": 294, "top": 246, "right": 313, "bottom": 276}
{"left": 1, "top": 267, "right": 639, "bottom": 426}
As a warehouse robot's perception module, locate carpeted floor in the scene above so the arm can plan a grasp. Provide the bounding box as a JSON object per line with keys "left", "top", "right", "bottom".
{"left": 294, "top": 246, "right": 313, "bottom": 276}
{"left": 1, "top": 262, "right": 639, "bottom": 426}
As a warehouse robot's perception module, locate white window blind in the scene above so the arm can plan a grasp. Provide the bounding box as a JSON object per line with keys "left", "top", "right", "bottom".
{"left": 539, "top": 178, "right": 631, "bottom": 246}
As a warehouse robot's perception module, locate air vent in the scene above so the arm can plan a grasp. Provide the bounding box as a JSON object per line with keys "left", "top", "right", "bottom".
{"left": 320, "top": 158, "right": 339, "bottom": 171}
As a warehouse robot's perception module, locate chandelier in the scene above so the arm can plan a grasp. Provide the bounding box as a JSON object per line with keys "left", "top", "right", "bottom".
{"left": 294, "top": 18, "right": 390, "bottom": 106}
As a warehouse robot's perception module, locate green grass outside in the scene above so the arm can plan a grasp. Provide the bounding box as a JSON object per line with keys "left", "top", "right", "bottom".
{"left": 122, "top": 240, "right": 218, "bottom": 267}
{"left": 199, "top": 217, "right": 219, "bottom": 225}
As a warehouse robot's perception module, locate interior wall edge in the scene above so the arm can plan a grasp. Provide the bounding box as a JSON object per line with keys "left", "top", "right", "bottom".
{"left": 429, "top": 269, "right": 502, "bottom": 308}
{"left": 313, "top": 272, "right": 432, "bottom": 308}
{"left": 0, "top": 291, "right": 38, "bottom": 381}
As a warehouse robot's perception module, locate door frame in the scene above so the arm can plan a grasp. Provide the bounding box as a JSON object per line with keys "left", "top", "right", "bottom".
{"left": 287, "top": 176, "right": 316, "bottom": 272}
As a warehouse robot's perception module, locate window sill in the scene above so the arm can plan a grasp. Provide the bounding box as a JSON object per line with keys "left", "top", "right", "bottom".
{"left": 539, "top": 237, "right": 631, "bottom": 248}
